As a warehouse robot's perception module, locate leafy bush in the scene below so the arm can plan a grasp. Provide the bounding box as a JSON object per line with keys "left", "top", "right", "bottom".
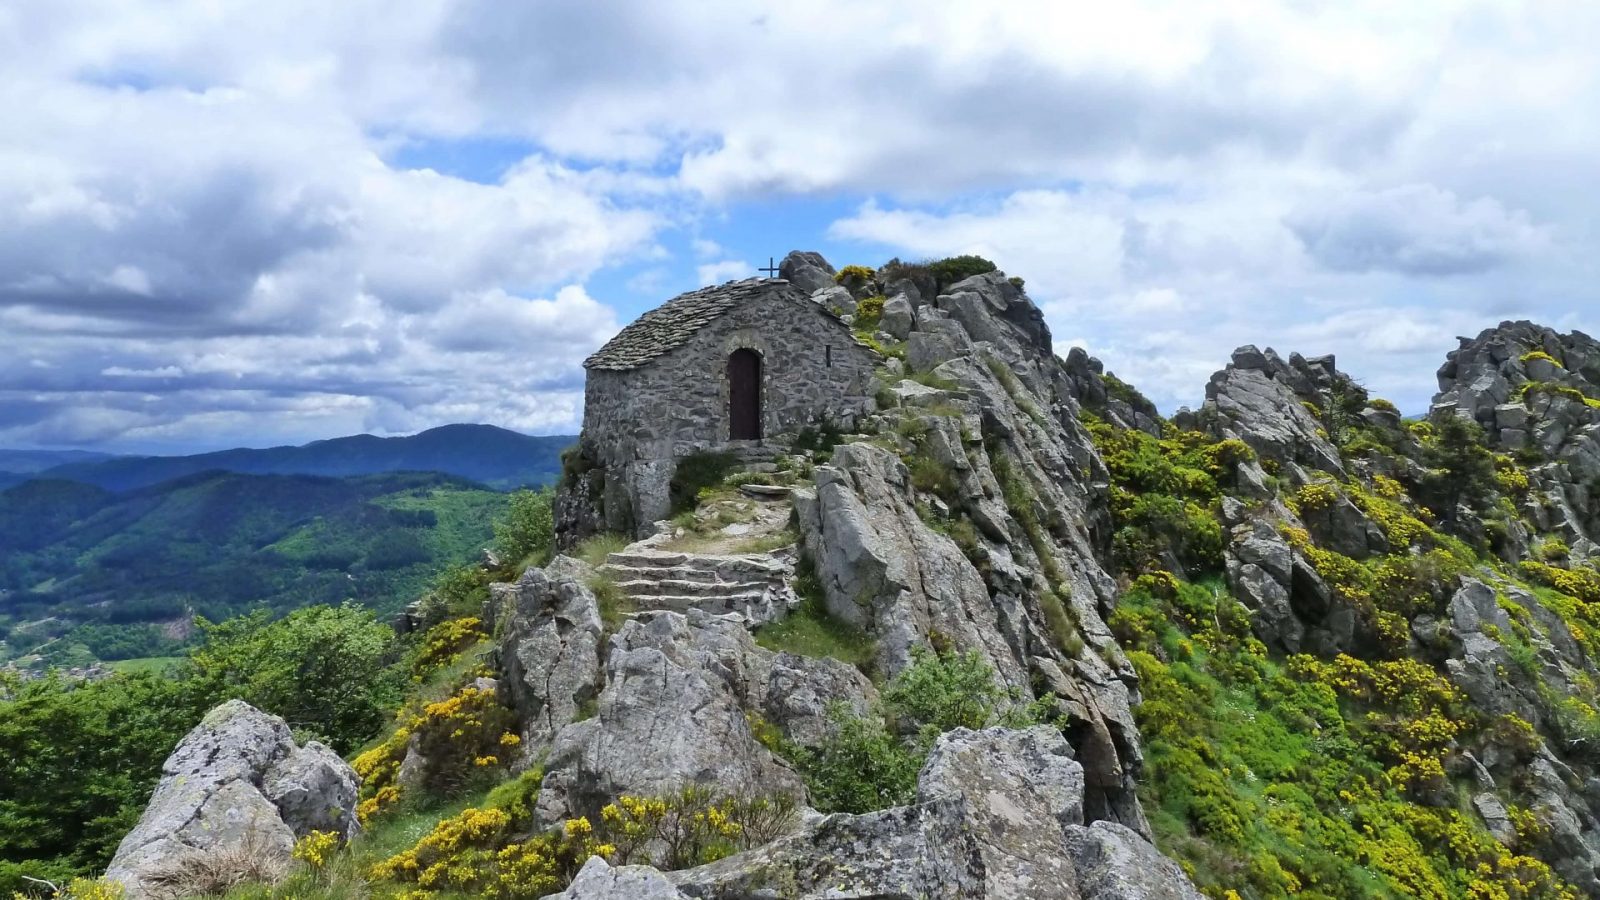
{"left": 669, "top": 451, "right": 738, "bottom": 514}
{"left": 834, "top": 264, "right": 876, "bottom": 284}
{"left": 788, "top": 649, "right": 1043, "bottom": 814}
{"left": 926, "top": 254, "right": 997, "bottom": 288}
{"left": 188, "top": 604, "right": 405, "bottom": 753}
{"left": 1418, "top": 414, "right": 1497, "bottom": 522}
{"left": 853, "top": 294, "right": 886, "bottom": 332}
{"left": 370, "top": 783, "right": 792, "bottom": 896}
{"left": 410, "top": 616, "right": 487, "bottom": 680}
{"left": 494, "top": 488, "right": 554, "bottom": 566}
{"left": 0, "top": 673, "right": 205, "bottom": 894}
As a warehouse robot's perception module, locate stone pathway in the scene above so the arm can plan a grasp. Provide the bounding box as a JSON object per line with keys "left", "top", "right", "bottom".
{"left": 598, "top": 547, "right": 797, "bottom": 626}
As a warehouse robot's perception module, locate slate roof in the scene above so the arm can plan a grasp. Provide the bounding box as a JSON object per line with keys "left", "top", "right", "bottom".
{"left": 585, "top": 278, "right": 831, "bottom": 371}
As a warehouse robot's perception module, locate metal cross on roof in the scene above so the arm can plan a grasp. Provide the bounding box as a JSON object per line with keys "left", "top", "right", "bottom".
{"left": 759, "top": 257, "right": 781, "bottom": 278}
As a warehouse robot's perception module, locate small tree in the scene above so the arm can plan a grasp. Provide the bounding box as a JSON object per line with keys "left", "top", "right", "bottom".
{"left": 1420, "top": 415, "right": 1495, "bottom": 523}
{"left": 187, "top": 604, "right": 404, "bottom": 752}
{"left": 494, "top": 488, "right": 554, "bottom": 565}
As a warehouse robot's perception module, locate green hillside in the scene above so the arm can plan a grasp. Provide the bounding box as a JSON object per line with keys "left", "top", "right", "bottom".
{"left": 0, "top": 471, "right": 509, "bottom": 667}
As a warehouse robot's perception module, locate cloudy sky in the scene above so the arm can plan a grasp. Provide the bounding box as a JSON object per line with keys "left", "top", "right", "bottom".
{"left": 2, "top": 1, "right": 1597, "bottom": 453}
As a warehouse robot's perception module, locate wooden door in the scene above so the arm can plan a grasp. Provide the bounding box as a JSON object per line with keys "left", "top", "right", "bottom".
{"left": 728, "top": 349, "right": 762, "bottom": 440}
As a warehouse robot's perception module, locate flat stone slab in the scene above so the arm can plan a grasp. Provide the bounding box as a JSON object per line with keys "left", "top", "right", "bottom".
{"left": 738, "top": 483, "right": 792, "bottom": 498}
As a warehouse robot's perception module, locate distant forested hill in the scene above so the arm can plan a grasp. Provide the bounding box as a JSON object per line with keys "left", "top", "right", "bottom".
{"left": 31, "top": 424, "right": 573, "bottom": 491}
{"left": 0, "top": 470, "right": 510, "bottom": 667}
{"left": 0, "top": 449, "right": 118, "bottom": 475}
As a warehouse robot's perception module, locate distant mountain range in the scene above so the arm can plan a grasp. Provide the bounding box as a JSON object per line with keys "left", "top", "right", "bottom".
{"left": 0, "top": 449, "right": 118, "bottom": 474}
{"left": 6, "top": 424, "right": 575, "bottom": 492}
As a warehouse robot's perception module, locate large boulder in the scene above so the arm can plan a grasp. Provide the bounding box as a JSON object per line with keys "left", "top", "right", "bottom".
{"left": 546, "top": 857, "right": 689, "bottom": 899}
{"left": 793, "top": 442, "right": 1028, "bottom": 688}
{"left": 778, "top": 250, "right": 836, "bottom": 295}
{"left": 105, "top": 701, "right": 360, "bottom": 898}
{"left": 1067, "top": 821, "right": 1206, "bottom": 900}
{"left": 534, "top": 610, "right": 811, "bottom": 825}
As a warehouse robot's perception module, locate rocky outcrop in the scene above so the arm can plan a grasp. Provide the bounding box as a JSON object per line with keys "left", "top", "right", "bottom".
{"left": 547, "top": 857, "right": 690, "bottom": 899}
{"left": 657, "top": 726, "right": 1199, "bottom": 900}
{"left": 790, "top": 261, "right": 1157, "bottom": 835}
{"left": 795, "top": 442, "right": 1030, "bottom": 688}
{"left": 1434, "top": 321, "right": 1600, "bottom": 557}
{"left": 1201, "top": 346, "right": 1349, "bottom": 482}
{"left": 534, "top": 609, "right": 858, "bottom": 825}
{"left": 778, "top": 250, "right": 837, "bottom": 295}
{"left": 105, "top": 701, "right": 359, "bottom": 898}
{"left": 1067, "top": 821, "right": 1206, "bottom": 900}
{"left": 495, "top": 562, "right": 604, "bottom": 760}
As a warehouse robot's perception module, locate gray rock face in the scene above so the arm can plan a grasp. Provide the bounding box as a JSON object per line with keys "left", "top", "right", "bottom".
{"left": 794, "top": 442, "right": 1028, "bottom": 688}
{"left": 496, "top": 563, "right": 604, "bottom": 759}
{"left": 809, "top": 284, "right": 856, "bottom": 315}
{"left": 105, "top": 701, "right": 360, "bottom": 898}
{"left": 1066, "top": 821, "right": 1206, "bottom": 900}
{"left": 534, "top": 610, "right": 812, "bottom": 826}
{"left": 1225, "top": 520, "right": 1305, "bottom": 653}
{"left": 779, "top": 250, "right": 837, "bottom": 295}
{"left": 1298, "top": 490, "right": 1388, "bottom": 559}
{"left": 547, "top": 857, "right": 689, "bottom": 899}
{"left": 880, "top": 293, "right": 915, "bottom": 340}
{"left": 1433, "top": 321, "right": 1600, "bottom": 557}
{"left": 670, "top": 727, "right": 1200, "bottom": 900}
{"left": 1201, "top": 347, "right": 1347, "bottom": 481}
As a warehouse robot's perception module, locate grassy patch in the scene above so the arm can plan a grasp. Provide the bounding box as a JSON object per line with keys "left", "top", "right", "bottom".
{"left": 104, "top": 656, "right": 183, "bottom": 675}
{"left": 587, "top": 571, "right": 633, "bottom": 633}
{"left": 570, "top": 532, "right": 628, "bottom": 568}
{"left": 756, "top": 560, "right": 875, "bottom": 669}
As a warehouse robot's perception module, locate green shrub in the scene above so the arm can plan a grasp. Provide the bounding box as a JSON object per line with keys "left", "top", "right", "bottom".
{"left": 788, "top": 649, "right": 1043, "bottom": 815}
{"left": 494, "top": 488, "right": 554, "bottom": 567}
{"left": 189, "top": 604, "right": 405, "bottom": 753}
{"left": 792, "top": 705, "right": 922, "bottom": 814}
{"left": 853, "top": 295, "right": 886, "bottom": 332}
{"left": 926, "top": 254, "right": 997, "bottom": 288}
{"left": 835, "top": 264, "right": 876, "bottom": 284}
{"left": 669, "top": 451, "right": 739, "bottom": 514}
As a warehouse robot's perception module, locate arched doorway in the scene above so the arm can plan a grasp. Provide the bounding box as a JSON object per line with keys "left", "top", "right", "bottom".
{"left": 727, "top": 348, "right": 763, "bottom": 440}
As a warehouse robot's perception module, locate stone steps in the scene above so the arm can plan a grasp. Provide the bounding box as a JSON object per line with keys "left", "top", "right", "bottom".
{"left": 599, "top": 547, "right": 796, "bottom": 626}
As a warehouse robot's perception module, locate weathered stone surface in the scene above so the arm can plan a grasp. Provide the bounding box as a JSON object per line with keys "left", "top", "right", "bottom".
{"left": 671, "top": 727, "right": 1199, "bottom": 899}
{"left": 534, "top": 611, "right": 809, "bottom": 826}
{"left": 1473, "top": 792, "right": 1516, "bottom": 846}
{"left": 881, "top": 293, "right": 915, "bottom": 340}
{"left": 262, "top": 742, "right": 360, "bottom": 842}
{"left": 1299, "top": 491, "right": 1388, "bottom": 559}
{"left": 1434, "top": 321, "right": 1600, "bottom": 552}
{"left": 1226, "top": 522, "right": 1305, "bottom": 653}
{"left": 546, "top": 857, "right": 689, "bottom": 899}
{"left": 794, "top": 442, "right": 1028, "bottom": 687}
{"left": 106, "top": 701, "right": 360, "bottom": 898}
{"left": 778, "top": 250, "right": 836, "bottom": 295}
{"left": 810, "top": 284, "right": 855, "bottom": 315}
{"left": 1066, "top": 821, "right": 1206, "bottom": 900}
{"left": 1201, "top": 350, "right": 1346, "bottom": 480}
{"left": 497, "top": 563, "right": 604, "bottom": 759}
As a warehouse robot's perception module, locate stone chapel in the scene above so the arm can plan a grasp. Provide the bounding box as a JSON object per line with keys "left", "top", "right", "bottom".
{"left": 558, "top": 274, "right": 880, "bottom": 537}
